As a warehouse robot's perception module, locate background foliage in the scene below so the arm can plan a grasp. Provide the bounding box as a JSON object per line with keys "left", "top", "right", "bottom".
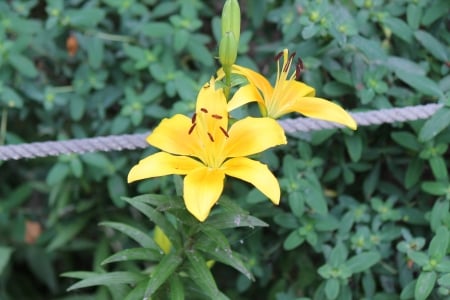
{"left": 1, "top": 0, "right": 449, "bottom": 299}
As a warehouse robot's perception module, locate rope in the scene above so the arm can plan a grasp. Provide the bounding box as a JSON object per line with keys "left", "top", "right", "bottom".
{"left": 0, "top": 103, "right": 443, "bottom": 161}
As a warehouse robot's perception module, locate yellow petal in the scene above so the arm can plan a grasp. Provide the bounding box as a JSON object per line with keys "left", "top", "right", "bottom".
{"left": 147, "top": 114, "right": 203, "bottom": 157}
{"left": 268, "top": 80, "right": 315, "bottom": 117}
{"left": 128, "top": 152, "right": 202, "bottom": 183}
{"left": 287, "top": 97, "right": 357, "bottom": 130}
{"left": 227, "top": 84, "right": 263, "bottom": 112}
{"left": 184, "top": 167, "right": 225, "bottom": 222}
{"left": 233, "top": 65, "right": 273, "bottom": 100}
{"left": 222, "top": 157, "right": 280, "bottom": 205}
{"left": 224, "top": 117, "right": 287, "bottom": 157}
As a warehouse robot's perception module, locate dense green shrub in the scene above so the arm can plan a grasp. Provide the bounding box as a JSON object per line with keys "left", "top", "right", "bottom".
{"left": 0, "top": 0, "right": 449, "bottom": 299}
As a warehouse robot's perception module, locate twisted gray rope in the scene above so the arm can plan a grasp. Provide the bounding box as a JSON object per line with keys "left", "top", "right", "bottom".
{"left": 0, "top": 103, "right": 442, "bottom": 161}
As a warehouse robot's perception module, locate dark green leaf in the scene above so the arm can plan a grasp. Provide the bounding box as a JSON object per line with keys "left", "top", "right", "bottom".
{"left": 101, "top": 248, "right": 163, "bottom": 265}
{"left": 283, "top": 230, "right": 305, "bottom": 251}
{"left": 99, "top": 222, "right": 160, "bottom": 250}
{"left": 0, "top": 246, "right": 13, "bottom": 275}
{"left": 415, "top": 271, "right": 437, "bottom": 300}
{"left": 428, "top": 226, "right": 449, "bottom": 261}
{"left": 141, "top": 22, "right": 173, "bottom": 38}
{"left": 144, "top": 252, "right": 183, "bottom": 297}
{"left": 67, "top": 272, "right": 145, "bottom": 291}
{"left": 344, "top": 133, "right": 362, "bottom": 162}
{"left": 186, "top": 250, "right": 223, "bottom": 299}
{"left": 383, "top": 17, "right": 413, "bottom": 43}
{"left": 421, "top": 181, "right": 449, "bottom": 196}
{"left": 395, "top": 69, "right": 444, "bottom": 98}
{"left": 325, "top": 278, "right": 340, "bottom": 300}
{"left": 47, "top": 216, "right": 90, "bottom": 251}
{"left": 346, "top": 251, "right": 381, "bottom": 273}
{"left": 169, "top": 274, "right": 184, "bottom": 300}
{"left": 408, "top": 251, "right": 429, "bottom": 266}
{"left": 415, "top": 30, "right": 448, "bottom": 62}
{"left": 124, "top": 199, "right": 182, "bottom": 249}
{"left": 391, "top": 131, "right": 420, "bottom": 151}
{"left": 205, "top": 212, "right": 268, "bottom": 229}
{"left": 419, "top": 107, "right": 450, "bottom": 142}
{"left": 9, "top": 53, "right": 38, "bottom": 78}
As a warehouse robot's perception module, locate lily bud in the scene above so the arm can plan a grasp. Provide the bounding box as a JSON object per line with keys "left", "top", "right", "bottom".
{"left": 219, "top": 31, "right": 238, "bottom": 67}
{"left": 221, "top": 0, "right": 240, "bottom": 45}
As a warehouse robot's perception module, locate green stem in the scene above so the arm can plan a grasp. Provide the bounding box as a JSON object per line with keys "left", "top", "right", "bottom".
{"left": 223, "top": 65, "right": 232, "bottom": 100}
{"left": 0, "top": 108, "right": 7, "bottom": 145}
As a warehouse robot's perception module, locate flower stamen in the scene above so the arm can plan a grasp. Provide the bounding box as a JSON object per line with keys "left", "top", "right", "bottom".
{"left": 219, "top": 126, "right": 229, "bottom": 137}
{"left": 295, "top": 57, "right": 304, "bottom": 80}
{"left": 188, "top": 123, "right": 197, "bottom": 134}
{"left": 207, "top": 132, "right": 215, "bottom": 142}
{"left": 274, "top": 51, "right": 284, "bottom": 61}
{"left": 283, "top": 52, "right": 296, "bottom": 73}
{"left": 211, "top": 114, "right": 223, "bottom": 119}
{"left": 200, "top": 108, "right": 208, "bottom": 113}
{"left": 191, "top": 113, "right": 197, "bottom": 124}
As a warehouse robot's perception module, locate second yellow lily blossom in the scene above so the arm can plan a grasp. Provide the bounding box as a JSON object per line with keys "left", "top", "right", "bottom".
{"left": 227, "top": 49, "right": 357, "bottom": 130}
{"left": 128, "top": 78, "right": 287, "bottom": 222}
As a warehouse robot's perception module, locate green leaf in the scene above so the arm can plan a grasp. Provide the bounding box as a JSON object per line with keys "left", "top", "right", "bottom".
{"left": 325, "top": 278, "right": 340, "bottom": 300}
{"left": 107, "top": 174, "right": 127, "bottom": 207}
{"left": 124, "top": 199, "right": 182, "bottom": 249}
{"left": 428, "top": 226, "right": 449, "bottom": 261}
{"left": 329, "top": 243, "right": 348, "bottom": 266}
{"left": 87, "top": 37, "right": 104, "bottom": 69}
{"left": 169, "top": 274, "right": 184, "bottom": 300}
{"left": 405, "top": 158, "right": 424, "bottom": 189}
{"left": 66, "top": 8, "right": 105, "bottom": 28}
{"left": 386, "top": 56, "right": 425, "bottom": 76}
{"left": 101, "top": 248, "right": 163, "bottom": 265}
{"left": 186, "top": 250, "right": 223, "bottom": 299}
{"left": 415, "top": 271, "right": 437, "bottom": 300}
{"left": 395, "top": 69, "right": 444, "bottom": 98}
{"left": 429, "top": 156, "right": 448, "bottom": 181}
{"left": 1, "top": 86, "right": 24, "bottom": 108}
{"left": 351, "top": 35, "right": 387, "bottom": 61}
{"left": 99, "top": 222, "right": 160, "bottom": 250}
{"left": 414, "top": 30, "right": 448, "bottom": 62}
{"left": 383, "top": 17, "right": 413, "bottom": 43}
{"left": 421, "top": 181, "right": 449, "bottom": 196}
{"left": 400, "top": 280, "right": 416, "bottom": 300}
{"left": 173, "top": 29, "right": 190, "bottom": 53}
{"left": 47, "top": 216, "right": 90, "bottom": 251}
{"left": 438, "top": 273, "right": 450, "bottom": 288}
{"left": 406, "top": 4, "right": 422, "bottom": 30}
{"left": 346, "top": 251, "right": 381, "bottom": 273}
{"left": 67, "top": 272, "right": 145, "bottom": 291}
{"left": 390, "top": 131, "right": 420, "bottom": 151}
{"left": 69, "top": 95, "right": 85, "bottom": 121}
{"left": 9, "top": 53, "right": 38, "bottom": 78}
{"left": 419, "top": 107, "right": 450, "bottom": 142}
{"left": 205, "top": 212, "right": 268, "bottom": 229}
{"left": 283, "top": 230, "right": 305, "bottom": 251}
{"left": 141, "top": 22, "right": 173, "bottom": 38}
{"left": 408, "top": 251, "right": 429, "bottom": 266}
{"left": 421, "top": 0, "right": 448, "bottom": 26}
{"left": 0, "top": 246, "right": 13, "bottom": 275}
{"left": 144, "top": 252, "right": 183, "bottom": 297}
{"left": 344, "top": 134, "right": 362, "bottom": 162}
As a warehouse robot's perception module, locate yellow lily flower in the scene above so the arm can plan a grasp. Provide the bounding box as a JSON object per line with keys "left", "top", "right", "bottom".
{"left": 227, "top": 49, "right": 357, "bottom": 129}
{"left": 128, "top": 79, "right": 287, "bottom": 222}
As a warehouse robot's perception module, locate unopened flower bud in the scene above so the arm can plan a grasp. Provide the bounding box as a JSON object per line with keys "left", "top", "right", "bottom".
{"left": 219, "top": 31, "right": 238, "bottom": 67}
{"left": 221, "top": 0, "right": 240, "bottom": 52}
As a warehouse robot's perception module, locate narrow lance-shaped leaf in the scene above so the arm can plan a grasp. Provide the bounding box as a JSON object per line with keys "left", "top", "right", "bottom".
{"left": 144, "top": 252, "right": 183, "bottom": 297}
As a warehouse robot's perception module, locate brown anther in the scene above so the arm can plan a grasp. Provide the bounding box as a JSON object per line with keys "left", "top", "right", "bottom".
{"left": 219, "top": 126, "right": 229, "bottom": 137}
{"left": 211, "top": 114, "right": 223, "bottom": 119}
{"left": 207, "top": 132, "right": 215, "bottom": 142}
{"left": 274, "top": 51, "right": 284, "bottom": 61}
{"left": 200, "top": 108, "right": 208, "bottom": 113}
{"left": 295, "top": 58, "right": 304, "bottom": 80}
{"left": 188, "top": 123, "right": 196, "bottom": 134}
{"left": 191, "top": 113, "right": 197, "bottom": 124}
{"left": 283, "top": 52, "right": 296, "bottom": 72}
